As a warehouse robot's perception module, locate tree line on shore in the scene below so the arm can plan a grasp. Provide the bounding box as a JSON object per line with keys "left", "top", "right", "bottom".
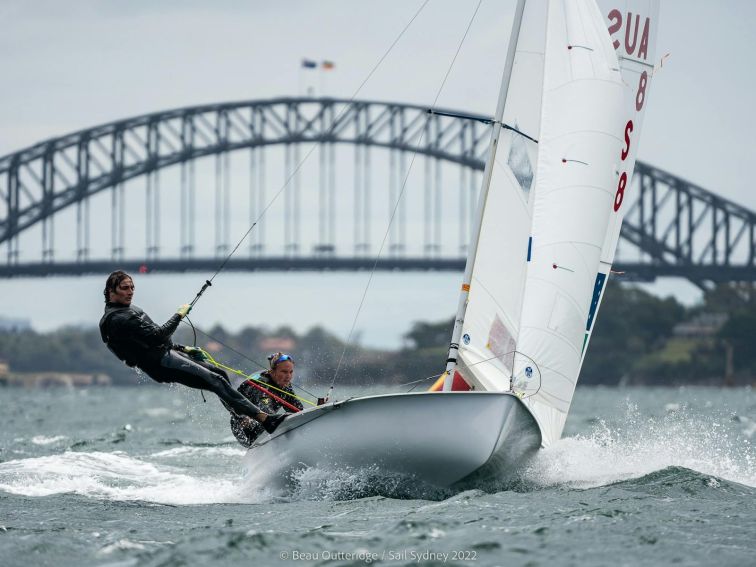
{"left": 1, "top": 282, "right": 754, "bottom": 388}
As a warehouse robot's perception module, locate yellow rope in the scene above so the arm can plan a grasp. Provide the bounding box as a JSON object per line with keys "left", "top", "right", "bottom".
{"left": 198, "top": 348, "right": 317, "bottom": 407}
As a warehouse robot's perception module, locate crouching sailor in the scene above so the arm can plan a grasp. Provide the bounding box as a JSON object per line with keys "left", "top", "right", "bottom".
{"left": 99, "top": 270, "right": 286, "bottom": 434}
{"left": 231, "top": 352, "right": 303, "bottom": 447}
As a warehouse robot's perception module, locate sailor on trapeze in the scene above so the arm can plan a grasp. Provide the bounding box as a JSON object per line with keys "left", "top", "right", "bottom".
{"left": 230, "top": 352, "right": 303, "bottom": 447}
{"left": 99, "top": 270, "right": 286, "bottom": 434}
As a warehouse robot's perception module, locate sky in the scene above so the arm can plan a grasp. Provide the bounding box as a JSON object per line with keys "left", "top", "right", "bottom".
{"left": 1, "top": 0, "right": 755, "bottom": 348}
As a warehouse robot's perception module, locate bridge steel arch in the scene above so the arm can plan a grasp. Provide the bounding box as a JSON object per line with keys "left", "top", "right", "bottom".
{"left": 0, "top": 97, "right": 490, "bottom": 255}
{"left": 1, "top": 97, "right": 755, "bottom": 285}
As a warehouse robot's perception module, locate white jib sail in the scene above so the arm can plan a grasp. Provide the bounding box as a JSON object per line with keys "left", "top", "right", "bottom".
{"left": 458, "top": 0, "right": 629, "bottom": 446}
{"left": 454, "top": 0, "right": 546, "bottom": 394}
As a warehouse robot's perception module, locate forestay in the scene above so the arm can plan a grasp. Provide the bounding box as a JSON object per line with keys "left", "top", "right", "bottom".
{"left": 457, "top": 0, "right": 655, "bottom": 446}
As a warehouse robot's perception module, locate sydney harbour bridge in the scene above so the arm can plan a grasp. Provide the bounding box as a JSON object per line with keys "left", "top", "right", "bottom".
{"left": 1, "top": 97, "right": 754, "bottom": 289}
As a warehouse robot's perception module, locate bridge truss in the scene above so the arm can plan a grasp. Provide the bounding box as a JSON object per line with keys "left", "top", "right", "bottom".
{"left": 1, "top": 97, "right": 754, "bottom": 286}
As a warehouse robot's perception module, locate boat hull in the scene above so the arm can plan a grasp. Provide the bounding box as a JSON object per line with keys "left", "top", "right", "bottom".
{"left": 244, "top": 391, "right": 541, "bottom": 489}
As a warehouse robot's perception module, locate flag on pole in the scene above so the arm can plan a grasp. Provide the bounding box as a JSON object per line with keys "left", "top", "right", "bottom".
{"left": 301, "top": 58, "right": 317, "bottom": 69}
{"left": 321, "top": 60, "right": 335, "bottom": 70}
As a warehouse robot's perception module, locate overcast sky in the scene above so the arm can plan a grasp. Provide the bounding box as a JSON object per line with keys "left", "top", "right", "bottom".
{"left": 1, "top": 1, "right": 754, "bottom": 348}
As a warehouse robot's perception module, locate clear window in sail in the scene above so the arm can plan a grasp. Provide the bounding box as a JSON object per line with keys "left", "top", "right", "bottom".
{"left": 507, "top": 128, "right": 534, "bottom": 200}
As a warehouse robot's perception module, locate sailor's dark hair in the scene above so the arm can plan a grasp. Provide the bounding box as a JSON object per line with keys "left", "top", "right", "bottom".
{"left": 104, "top": 270, "right": 132, "bottom": 303}
{"left": 268, "top": 352, "right": 294, "bottom": 369}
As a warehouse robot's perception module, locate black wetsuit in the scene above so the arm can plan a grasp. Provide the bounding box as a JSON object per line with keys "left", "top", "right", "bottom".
{"left": 230, "top": 372, "right": 303, "bottom": 447}
{"left": 99, "top": 302, "right": 263, "bottom": 419}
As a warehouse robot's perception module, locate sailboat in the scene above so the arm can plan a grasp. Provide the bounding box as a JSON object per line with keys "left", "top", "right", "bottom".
{"left": 245, "top": 0, "right": 660, "bottom": 488}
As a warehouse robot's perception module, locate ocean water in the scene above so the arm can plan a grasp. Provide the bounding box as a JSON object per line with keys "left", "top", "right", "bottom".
{"left": 0, "top": 384, "right": 754, "bottom": 566}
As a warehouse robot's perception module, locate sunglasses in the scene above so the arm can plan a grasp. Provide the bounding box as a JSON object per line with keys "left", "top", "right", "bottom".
{"left": 270, "top": 353, "right": 294, "bottom": 367}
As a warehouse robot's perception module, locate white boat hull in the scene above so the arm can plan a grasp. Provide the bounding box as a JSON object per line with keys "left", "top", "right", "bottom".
{"left": 244, "top": 391, "right": 541, "bottom": 489}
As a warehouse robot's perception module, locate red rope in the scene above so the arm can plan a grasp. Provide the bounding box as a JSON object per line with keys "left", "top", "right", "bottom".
{"left": 244, "top": 380, "right": 301, "bottom": 413}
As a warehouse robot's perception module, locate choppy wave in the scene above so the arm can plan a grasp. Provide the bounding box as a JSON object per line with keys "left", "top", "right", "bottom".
{"left": 287, "top": 464, "right": 455, "bottom": 501}
{"left": 610, "top": 466, "right": 756, "bottom": 498}
{"left": 522, "top": 403, "right": 756, "bottom": 490}
{"left": 2, "top": 397, "right": 754, "bottom": 505}
{"left": 0, "top": 450, "right": 268, "bottom": 505}
{"left": 248, "top": 403, "right": 756, "bottom": 500}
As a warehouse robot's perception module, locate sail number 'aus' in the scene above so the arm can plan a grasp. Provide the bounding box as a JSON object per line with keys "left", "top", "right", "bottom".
{"left": 608, "top": 9, "right": 651, "bottom": 213}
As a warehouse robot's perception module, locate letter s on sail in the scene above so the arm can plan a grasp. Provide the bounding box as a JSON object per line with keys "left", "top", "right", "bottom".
{"left": 622, "top": 120, "right": 634, "bottom": 161}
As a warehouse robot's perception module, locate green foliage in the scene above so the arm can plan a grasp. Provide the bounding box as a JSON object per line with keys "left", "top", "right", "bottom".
{"left": 701, "top": 283, "right": 756, "bottom": 314}
{"left": 579, "top": 281, "right": 756, "bottom": 385}
{"left": 2, "top": 282, "right": 756, "bottom": 387}
{"left": 0, "top": 326, "right": 138, "bottom": 383}
{"left": 581, "top": 281, "right": 686, "bottom": 385}
{"left": 718, "top": 310, "right": 756, "bottom": 374}
{"left": 392, "top": 318, "right": 452, "bottom": 388}
{"left": 404, "top": 318, "right": 453, "bottom": 350}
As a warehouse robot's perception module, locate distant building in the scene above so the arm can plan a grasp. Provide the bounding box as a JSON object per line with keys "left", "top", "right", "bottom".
{"left": 0, "top": 370, "right": 112, "bottom": 388}
{"left": 673, "top": 312, "right": 728, "bottom": 338}
{"left": 259, "top": 336, "right": 296, "bottom": 351}
{"left": 0, "top": 316, "right": 31, "bottom": 332}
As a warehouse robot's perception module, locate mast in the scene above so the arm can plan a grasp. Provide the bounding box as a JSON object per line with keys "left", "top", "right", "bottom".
{"left": 443, "top": 0, "right": 527, "bottom": 391}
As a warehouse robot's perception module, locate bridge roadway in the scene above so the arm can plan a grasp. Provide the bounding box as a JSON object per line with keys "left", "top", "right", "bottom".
{"left": 0, "top": 257, "right": 750, "bottom": 284}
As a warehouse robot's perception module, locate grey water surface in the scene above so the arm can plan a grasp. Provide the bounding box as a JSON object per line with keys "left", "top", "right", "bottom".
{"left": 1, "top": 384, "right": 754, "bottom": 566}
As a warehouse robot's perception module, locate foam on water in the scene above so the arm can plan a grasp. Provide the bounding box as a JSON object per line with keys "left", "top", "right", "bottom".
{"left": 97, "top": 539, "right": 147, "bottom": 555}
{"left": 150, "top": 446, "right": 245, "bottom": 459}
{"left": 3, "top": 391, "right": 754, "bottom": 505}
{"left": 0, "top": 450, "right": 269, "bottom": 505}
{"left": 524, "top": 403, "right": 756, "bottom": 490}
{"left": 30, "top": 435, "right": 68, "bottom": 446}
{"left": 735, "top": 414, "right": 756, "bottom": 438}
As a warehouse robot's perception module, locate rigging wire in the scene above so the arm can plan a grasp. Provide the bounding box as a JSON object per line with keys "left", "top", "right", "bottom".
{"left": 182, "top": 316, "right": 538, "bottom": 403}
{"left": 185, "top": 314, "right": 198, "bottom": 347}
{"left": 328, "top": 0, "right": 485, "bottom": 397}
{"left": 177, "top": 1, "right": 434, "bottom": 407}
{"left": 175, "top": 1, "right": 433, "bottom": 405}
{"left": 184, "top": 314, "right": 207, "bottom": 403}
{"left": 400, "top": 350, "right": 541, "bottom": 396}
{"left": 199, "top": 347, "right": 316, "bottom": 408}
{"left": 187, "top": 0, "right": 432, "bottom": 300}
{"left": 178, "top": 318, "right": 321, "bottom": 400}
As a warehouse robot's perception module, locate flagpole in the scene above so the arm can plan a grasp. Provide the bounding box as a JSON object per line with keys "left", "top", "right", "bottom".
{"left": 301, "top": 58, "right": 318, "bottom": 96}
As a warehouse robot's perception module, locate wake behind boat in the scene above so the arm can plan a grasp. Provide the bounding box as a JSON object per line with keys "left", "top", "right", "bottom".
{"left": 245, "top": 0, "right": 659, "bottom": 489}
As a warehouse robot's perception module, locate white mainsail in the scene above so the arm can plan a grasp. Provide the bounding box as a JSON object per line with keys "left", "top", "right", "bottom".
{"left": 455, "top": 0, "right": 657, "bottom": 446}
{"left": 580, "top": 0, "right": 661, "bottom": 367}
